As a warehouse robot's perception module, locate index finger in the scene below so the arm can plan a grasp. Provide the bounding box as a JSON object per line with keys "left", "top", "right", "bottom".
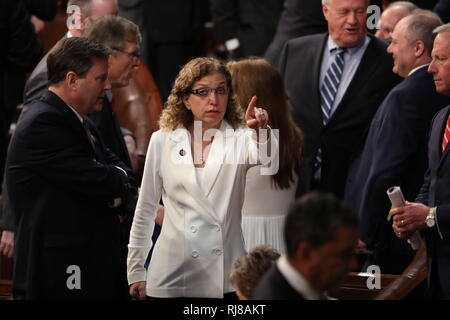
{"left": 246, "top": 96, "right": 257, "bottom": 114}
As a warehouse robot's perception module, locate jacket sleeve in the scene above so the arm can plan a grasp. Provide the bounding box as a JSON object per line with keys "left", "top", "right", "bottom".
{"left": 12, "top": 111, "right": 130, "bottom": 201}
{"left": 127, "top": 131, "right": 163, "bottom": 285}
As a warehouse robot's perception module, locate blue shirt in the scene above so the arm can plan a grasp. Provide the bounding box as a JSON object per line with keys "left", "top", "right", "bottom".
{"left": 319, "top": 35, "right": 371, "bottom": 117}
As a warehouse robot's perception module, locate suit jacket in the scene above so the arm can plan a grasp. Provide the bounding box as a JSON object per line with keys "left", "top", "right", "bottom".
{"left": 264, "top": 0, "right": 327, "bottom": 65}
{"left": 345, "top": 67, "right": 450, "bottom": 248}
{"left": 251, "top": 265, "right": 305, "bottom": 300}
{"left": 210, "top": 0, "right": 285, "bottom": 58}
{"left": 278, "top": 33, "right": 400, "bottom": 197}
{"left": 88, "top": 98, "right": 132, "bottom": 168}
{"left": 127, "top": 122, "right": 276, "bottom": 298}
{"left": 416, "top": 105, "right": 450, "bottom": 299}
{"left": 6, "top": 90, "right": 131, "bottom": 299}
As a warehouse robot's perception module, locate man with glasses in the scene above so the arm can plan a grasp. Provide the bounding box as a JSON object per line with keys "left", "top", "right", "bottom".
{"left": 82, "top": 15, "right": 141, "bottom": 299}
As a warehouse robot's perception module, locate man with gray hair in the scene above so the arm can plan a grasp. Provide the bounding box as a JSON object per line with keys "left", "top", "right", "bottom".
{"left": 345, "top": 11, "right": 450, "bottom": 275}
{"left": 375, "top": 1, "right": 417, "bottom": 41}
{"left": 277, "top": 0, "right": 400, "bottom": 198}
{"left": 392, "top": 22, "right": 450, "bottom": 299}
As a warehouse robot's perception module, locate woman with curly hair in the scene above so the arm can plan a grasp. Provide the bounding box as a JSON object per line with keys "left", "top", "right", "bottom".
{"left": 127, "top": 57, "right": 276, "bottom": 299}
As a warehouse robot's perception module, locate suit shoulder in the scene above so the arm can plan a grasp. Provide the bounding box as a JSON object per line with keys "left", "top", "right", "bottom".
{"left": 286, "top": 33, "right": 326, "bottom": 49}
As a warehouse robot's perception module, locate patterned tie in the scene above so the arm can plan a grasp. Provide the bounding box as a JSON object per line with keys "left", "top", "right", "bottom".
{"left": 314, "top": 48, "right": 346, "bottom": 174}
{"left": 442, "top": 114, "right": 450, "bottom": 153}
{"left": 82, "top": 117, "right": 96, "bottom": 151}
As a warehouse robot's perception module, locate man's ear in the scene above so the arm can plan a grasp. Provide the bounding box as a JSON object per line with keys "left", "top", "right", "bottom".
{"left": 66, "top": 72, "right": 78, "bottom": 91}
{"left": 414, "top": 40, "right": 426, "bottom": 57}
{"left": 322, "top": 2, "right": 330, "bottom": 22}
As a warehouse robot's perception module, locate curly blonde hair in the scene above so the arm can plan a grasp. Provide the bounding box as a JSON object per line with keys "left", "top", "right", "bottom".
{"left": 229, "top": 245, "right": 280, "bottom": 299}
{"left": 159, "top": 57, "right": 245, "bottom": 131}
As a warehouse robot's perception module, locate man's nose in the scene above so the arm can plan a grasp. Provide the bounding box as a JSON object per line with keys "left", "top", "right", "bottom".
{"left": 104, "top": 79, "right": 112, "bottom": 91}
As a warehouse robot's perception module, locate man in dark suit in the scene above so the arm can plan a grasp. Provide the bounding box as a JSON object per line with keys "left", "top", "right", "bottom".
{"left": 252, "top": 192, "right": 358, "bottom": 300}
{"left": 83, "top": 15, "right": 141, "bottom": 173}
{"left": 345, "top": 12, "right": 449, "bottom": 274}
{"left": 5, "top": 37, "right": 133, "bottom": 299}
{"left": 278, "top": 0, "right": 400, "bottom": 198}
{"left": 0, "top": 0, "right": 135, "bottom": 259}
{"left": 392, "top": 23, "right": 450, "bottom": 299}
{"left": 209, "top": 0, "right": 285, "bottom": 59}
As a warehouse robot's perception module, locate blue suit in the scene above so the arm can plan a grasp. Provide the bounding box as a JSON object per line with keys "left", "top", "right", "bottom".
{"left": 345, "top": 66, "right": 450, "bottom": 273}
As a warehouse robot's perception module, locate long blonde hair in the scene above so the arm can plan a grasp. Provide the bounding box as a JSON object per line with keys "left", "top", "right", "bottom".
{"left": 159, "top": 57, "right": 245, "bottom": 131}
{"left": 228, "top": 58, "right": 303, "bottom": 189}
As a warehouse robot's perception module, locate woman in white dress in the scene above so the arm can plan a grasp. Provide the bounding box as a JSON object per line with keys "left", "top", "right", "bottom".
{"left": 127, "top": 57, "right": 276, "bottom": 299}
{"left": 229, "top": 58, "right": 303, "bottom": 254}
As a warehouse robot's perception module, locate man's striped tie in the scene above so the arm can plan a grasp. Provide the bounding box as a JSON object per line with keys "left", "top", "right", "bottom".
{"left": 314, "top": 47, "right": 346, "bottom": 174}
{"left": 442, "top": 114, "right": 450, "bottom": 153}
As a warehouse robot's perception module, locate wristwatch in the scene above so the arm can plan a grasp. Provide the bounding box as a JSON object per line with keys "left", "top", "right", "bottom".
{"left": 426, "top": 207, "right": 436, "bottom": 228}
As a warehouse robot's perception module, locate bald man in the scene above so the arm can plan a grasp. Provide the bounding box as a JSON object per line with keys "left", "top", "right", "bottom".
{"left": 375, "top": 1, "right": 417, "bottom": 41}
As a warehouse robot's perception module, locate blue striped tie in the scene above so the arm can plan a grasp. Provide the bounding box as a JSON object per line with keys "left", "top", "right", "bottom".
{"left": 314, "top": 48, "right": 346, "bottom": 176}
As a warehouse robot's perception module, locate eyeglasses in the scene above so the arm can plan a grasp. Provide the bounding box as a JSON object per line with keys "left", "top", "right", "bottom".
{"left": 112, "top": 47, "right": 140, "bottom": 60}
{"left": 185, "top": 87, "right": 228, "bottom": 97}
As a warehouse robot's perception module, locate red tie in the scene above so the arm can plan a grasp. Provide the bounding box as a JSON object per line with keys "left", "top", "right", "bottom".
{"left": 442, "top": 114, "right": 450, "bottom": 153}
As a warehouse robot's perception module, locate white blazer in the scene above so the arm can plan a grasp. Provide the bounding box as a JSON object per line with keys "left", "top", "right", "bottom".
{"left": 127, "top": 121, "right": 276, "bottom": 298}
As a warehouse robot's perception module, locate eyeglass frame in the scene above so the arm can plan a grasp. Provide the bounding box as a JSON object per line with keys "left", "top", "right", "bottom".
{"left": 184, "top": 86, "right": 228, "bottom": 97}
{"left": 111, "top": 47, "right": 141, "bottom": 60}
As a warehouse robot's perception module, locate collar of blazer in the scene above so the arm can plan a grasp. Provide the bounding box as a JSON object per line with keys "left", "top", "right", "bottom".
{"left": 41, "top": 90, "right": 100, "bottom": 158}
{"left": 168, "top": 121, "right": 236, "bottom": 223}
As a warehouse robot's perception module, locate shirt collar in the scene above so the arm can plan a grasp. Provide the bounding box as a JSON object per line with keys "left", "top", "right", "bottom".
{"left": 327, "top": 35, "right": 369, "bottom": 56}
{"left": 105, "top": 90, "right": 113, "bottom": 102}
{"left": 67, "top": 104, "right": 84, "bottom": 123}
{"left": 277, "top": 255, "right": 326, "bottom": 300}
{"left": 408, "top": 64, "right": 429, "bottom": 77}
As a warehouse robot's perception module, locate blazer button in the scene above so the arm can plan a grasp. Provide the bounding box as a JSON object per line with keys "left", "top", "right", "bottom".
{"left": 191, "top": 251, "right": 199, "bottom": 258}
{"left": 213, "top": 249, "right": 222, "bottom": 256}
{"left": 215, "top": 225, "right": 221, "bottom": 232}
{"left": 190, "top": 226, "right": 198, "bottom": 233}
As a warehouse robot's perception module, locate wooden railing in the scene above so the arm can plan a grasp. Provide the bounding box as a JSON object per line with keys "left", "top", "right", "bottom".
{"left": 331, "top": 243, "right": 427, "bottom": 300}
{"left": 0, "top": 280, "right": 12, "bottom": 300}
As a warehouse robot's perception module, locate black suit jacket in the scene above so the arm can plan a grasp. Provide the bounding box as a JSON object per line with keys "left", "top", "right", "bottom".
{"left": 88, "top": 98, "right": 132, "bottom": 169}
{"left": 210, "top": 0, "right": 285, "bottom": 58}
{"left": 416, "top": 105, "right": 450, "bottom": 299}
{"left": 251, "top": 265, "right": 305, "bottom": 300}
{"left": 345, "top": 67, "right": 450, "bottom": 249}
{"left": 6, "top": 90, "right": 131, "bottom": 299}
{"left": 278, "top": 33, "right": 400, "bottom": 197}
